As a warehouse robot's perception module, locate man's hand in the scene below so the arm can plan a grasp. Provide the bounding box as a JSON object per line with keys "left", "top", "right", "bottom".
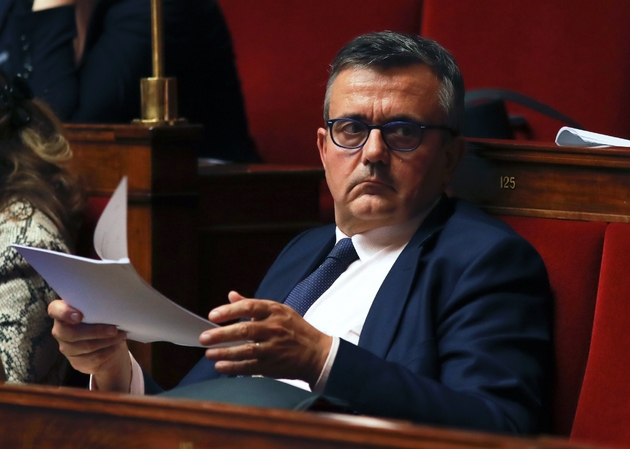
{"left": 48, "top": 299, "right": 131, "bottom": 392}
{"left": 200, "top": 291, "right": 333, "bottom": 387}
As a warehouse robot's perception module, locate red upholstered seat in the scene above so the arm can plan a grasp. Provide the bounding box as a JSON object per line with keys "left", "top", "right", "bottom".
{"left": 571, "top": 223, "right": 630, "bottom": 448}
{"left": 498, "top": 216, "right": 606, "bottom": 436}
{"left": 421, "top": 0, "right": 630, "bottom": 141}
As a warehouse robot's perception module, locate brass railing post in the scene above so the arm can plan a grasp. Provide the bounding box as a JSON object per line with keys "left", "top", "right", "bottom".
{"left": 135, "top": 0, "right": 184, "bottom": 124}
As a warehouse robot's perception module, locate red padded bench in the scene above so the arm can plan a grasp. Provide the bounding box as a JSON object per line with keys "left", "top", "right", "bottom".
{"left": 498, "top": 216, "right": 630, "bottom": 446}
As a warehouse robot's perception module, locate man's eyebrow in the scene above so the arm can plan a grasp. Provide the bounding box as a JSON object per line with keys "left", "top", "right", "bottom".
{"left": 336, "top": 113, "right": 368, "bottom": 121}
{"left": 387, "top": 115, "right": 425, "bottom": 124}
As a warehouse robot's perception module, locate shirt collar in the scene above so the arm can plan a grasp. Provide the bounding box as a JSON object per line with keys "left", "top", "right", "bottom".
{"left": 335, "top": 198, "right": 440, "bottom": 261}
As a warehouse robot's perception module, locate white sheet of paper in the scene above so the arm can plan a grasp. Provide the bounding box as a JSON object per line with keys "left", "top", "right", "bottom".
{"left": 93, "top": 176, "right": 129, "bottom": 261}
{"left": 13, "top": 177, "right": 237, "bottom": 348}
{"left": 13, "top": 246, "right": 220, "bottom": 346}
{"left": 555, "top": 126, "right": 630, "bottom": 148}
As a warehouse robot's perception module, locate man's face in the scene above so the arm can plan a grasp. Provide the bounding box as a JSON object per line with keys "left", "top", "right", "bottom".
{"left": 317, "top": 65, "right": 464, "bottom": 236}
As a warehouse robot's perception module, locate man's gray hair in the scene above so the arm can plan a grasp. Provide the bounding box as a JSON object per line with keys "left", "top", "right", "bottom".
{"left": 324, "top": 31, "right": 465, "bottom": 133}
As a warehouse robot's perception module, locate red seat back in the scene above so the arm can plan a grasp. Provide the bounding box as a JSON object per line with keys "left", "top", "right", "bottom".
{"left": 498, "top": 216, "right": 606, "bottom": 435}
{"left": 422, "top": 0, "right": 630, "bottom": 141}
{"left": 571, "top": 223, "right": 630, "bottom": 448}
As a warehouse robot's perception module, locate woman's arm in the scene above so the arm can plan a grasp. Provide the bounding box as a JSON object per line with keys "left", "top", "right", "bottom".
{"left": 0, "top": 203, "right": 70, "bottom": 384}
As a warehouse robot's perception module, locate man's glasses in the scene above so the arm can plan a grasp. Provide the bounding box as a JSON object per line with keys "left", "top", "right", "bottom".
{"left": 326, "top": 118, "right": 456, "bottom": 152}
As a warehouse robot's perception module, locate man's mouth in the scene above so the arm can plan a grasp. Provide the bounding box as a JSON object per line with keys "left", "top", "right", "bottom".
{"left": 352, "top": 178, "right": 394, "bottom": 192}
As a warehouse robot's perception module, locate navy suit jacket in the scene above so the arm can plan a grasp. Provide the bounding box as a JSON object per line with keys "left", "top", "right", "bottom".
{"left": 161, "top": 197, "right": 553, "bottom": 434}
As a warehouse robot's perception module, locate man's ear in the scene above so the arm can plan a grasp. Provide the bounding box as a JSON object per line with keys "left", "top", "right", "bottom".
{"left": 317, "top": 127, "right": 328, "bottom": 168}
{"left": 443, "top": 136, "right": 466, "bottom": 183}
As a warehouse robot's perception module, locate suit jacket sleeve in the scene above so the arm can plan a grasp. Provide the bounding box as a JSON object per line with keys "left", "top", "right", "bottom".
{"left": 172, "top": 225, "right": 337, "bottom": 390}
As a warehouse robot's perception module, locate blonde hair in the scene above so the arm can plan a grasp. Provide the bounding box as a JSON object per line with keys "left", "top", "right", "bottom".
{"left": 0, "top": 76, "right": 84, "bottom": 246}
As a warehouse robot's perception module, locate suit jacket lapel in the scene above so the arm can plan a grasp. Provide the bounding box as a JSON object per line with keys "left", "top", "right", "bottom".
{"left": 358, "top": 197, "right": 456, "bottom": 358}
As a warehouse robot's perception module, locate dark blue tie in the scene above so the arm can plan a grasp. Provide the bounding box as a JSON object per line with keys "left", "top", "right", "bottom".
{"left": 284, "top": 238, "right": 359, "bottom": 316}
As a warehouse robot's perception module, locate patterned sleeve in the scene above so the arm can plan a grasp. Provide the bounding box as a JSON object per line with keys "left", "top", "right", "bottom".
{"left": 0, "top": 201, "right": 70, "bottom": 384}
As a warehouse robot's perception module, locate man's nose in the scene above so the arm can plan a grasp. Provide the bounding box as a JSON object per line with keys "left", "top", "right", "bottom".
{"left": 361, "top": 129, "right": 390, "bottom": 165}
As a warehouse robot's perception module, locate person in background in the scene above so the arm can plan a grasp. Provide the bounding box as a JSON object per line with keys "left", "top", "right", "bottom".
{"left": 0, "top": 0, "right": 259, "bottom": 162}
{"left": 0, "top": 69, "right": 84, "bottom": 384}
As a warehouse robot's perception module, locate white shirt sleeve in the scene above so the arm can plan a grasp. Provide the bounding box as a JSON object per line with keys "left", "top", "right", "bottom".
{"left": 312, "top": 336, "right": 339, "bottom": 393}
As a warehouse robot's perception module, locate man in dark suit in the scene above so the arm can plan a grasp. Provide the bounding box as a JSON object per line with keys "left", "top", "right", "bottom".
{"left": 49, "top": 31, "right": 552, "bottom": 434}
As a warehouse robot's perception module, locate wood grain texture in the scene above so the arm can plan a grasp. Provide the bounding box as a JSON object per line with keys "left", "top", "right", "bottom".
{"left": 450, "top": 139, "right": 630, "bottom": 222}
{"left": 0, "top": 383, "right": 601, "bottom": 449}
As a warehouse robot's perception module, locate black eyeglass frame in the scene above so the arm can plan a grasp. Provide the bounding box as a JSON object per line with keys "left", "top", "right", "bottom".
{"left": 326, "top": 117, "right": 457, "bottom": 152}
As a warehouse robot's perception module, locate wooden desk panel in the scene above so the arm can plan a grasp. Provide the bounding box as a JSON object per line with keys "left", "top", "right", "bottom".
{"left": 450, "top": 139, "right": 630, "bottom": 222}
{"left": 0, "top": 383, "right": 600, "bottom": 449}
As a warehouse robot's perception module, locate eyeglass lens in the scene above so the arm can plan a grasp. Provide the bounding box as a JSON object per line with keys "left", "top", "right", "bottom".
{"left": 330, "top": 119, "right": 423, "bottom": 151}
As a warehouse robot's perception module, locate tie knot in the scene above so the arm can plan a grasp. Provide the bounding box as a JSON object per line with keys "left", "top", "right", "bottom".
{"left": 327, "top": 238, "right": 359, "bottom": 268}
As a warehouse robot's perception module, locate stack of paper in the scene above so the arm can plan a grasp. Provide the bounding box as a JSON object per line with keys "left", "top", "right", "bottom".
{"left": 555, "top": 126, "right": 630, "bottom": 148}
{"left": 13, "top": 178, "right": 236, "bottom": 348}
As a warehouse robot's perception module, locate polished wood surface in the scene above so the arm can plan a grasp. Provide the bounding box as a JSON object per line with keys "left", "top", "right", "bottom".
{"left": 450, "top": 138, "right": 630, "bottom": 222}
{"left": 0, "top": 383, "right": 602, "bottom": 449}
